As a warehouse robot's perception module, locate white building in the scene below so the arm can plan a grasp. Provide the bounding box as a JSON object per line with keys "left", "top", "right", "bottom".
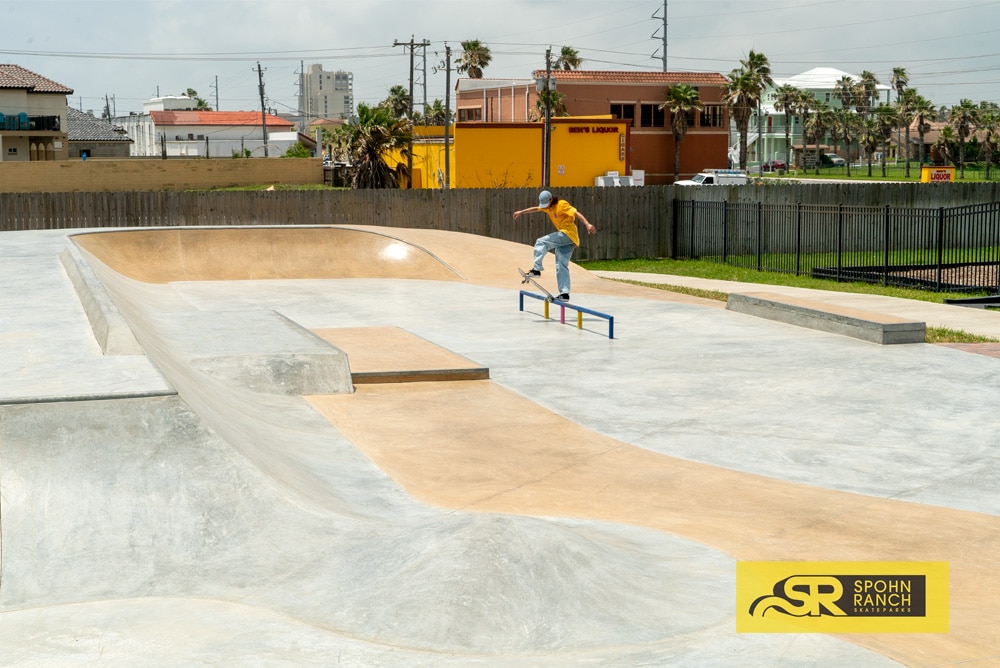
{"left": 749, "top": 67, "right": 893, "bottom": 167}
{"left": 115, "top": 97, "right": 299, "bottom": 158}
{"left": 299, "top": 65, "right": 353, "bottom": 128}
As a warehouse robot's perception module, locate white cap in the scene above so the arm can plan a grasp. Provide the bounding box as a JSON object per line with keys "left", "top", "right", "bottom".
{"left": 538, "top": 190, "right": 552, "bottom": 207}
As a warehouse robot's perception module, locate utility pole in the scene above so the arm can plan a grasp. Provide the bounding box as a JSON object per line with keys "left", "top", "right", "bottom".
{"left": 542, "top": 48, "right": 553, "bottom": 188}
{"left": 652, "top": 0, "right": 668, "bottom": 72}
{"left": 435, "top": 45, "right": 453, "bottom": 189}
{"left": 210, "top": 75, "right": 219, "bottom": 111}
{"left": 298, "top": 60, "right": 306, "bottom": 133}
{"left": 257, "top": 62, "right": 269, "bottom": 157}
{"left": 393, "top": 36, "right": 430, "bottom": 188}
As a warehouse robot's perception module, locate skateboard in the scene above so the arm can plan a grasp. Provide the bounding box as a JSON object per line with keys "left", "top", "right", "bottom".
{"left": 518, "top": 268, "right": 555, "bottom": 302}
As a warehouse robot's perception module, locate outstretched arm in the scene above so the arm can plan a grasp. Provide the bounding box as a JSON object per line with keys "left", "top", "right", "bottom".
{"left": 512, "top": 206, "right": 541, "bottom": 221}
{"left": 576, "top": 211, "right": 597, "bottom": 235}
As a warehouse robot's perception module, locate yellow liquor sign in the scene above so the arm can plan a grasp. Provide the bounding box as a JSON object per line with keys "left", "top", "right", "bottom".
{"left": 921, "top": 166, "right": 955, "bottom": 183}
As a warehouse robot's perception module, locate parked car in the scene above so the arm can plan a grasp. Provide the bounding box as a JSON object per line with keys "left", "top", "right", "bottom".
{"left": 762, "top": 159, "right": 787, "bottom": 172}
{"left": 823, "top": 153, "right": 846, "bottom": 167}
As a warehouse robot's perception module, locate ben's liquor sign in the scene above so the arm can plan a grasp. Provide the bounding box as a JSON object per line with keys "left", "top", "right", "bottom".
{"left": 921, "top": 166, "right": 956, "bottom": 182}
{"left": 736, "top": 561, "right": 949, "bottom": 633}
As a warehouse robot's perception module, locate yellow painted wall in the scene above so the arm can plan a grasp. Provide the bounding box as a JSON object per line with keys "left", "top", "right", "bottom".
{"left": 381, "top": 119, "right": 631, "bottom": 190}
{"left": 451, "top": 118, "right": 628, "bottom": 189}
{"left": 549, "top": 119, "right": 629, "bottom": 188}
{"left": 454, "top": 125, "right": 542, "bottom": 188}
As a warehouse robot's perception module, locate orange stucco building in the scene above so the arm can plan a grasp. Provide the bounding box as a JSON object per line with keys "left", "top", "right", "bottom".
{"left": 455, "top": 70, "right": 730, "bottom": 185}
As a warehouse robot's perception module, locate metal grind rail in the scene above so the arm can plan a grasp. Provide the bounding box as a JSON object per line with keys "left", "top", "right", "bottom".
{"left": 518, "top": 290, "right": 615, "bottom": 339}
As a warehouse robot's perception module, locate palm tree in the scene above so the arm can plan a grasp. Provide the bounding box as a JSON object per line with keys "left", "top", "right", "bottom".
{"left": 829, "top": 108, "right": 861, "bottom": 177}
{"left": 897, "top": 88, "right": 920, "bottom": 177}
{"left": 873, "top": 103, "right": 898, "bottom": 177}
{"left": 950, "top": 98, "right": 978, "bottom": 179}
{"left": 183, "top": 87, "right": 212, "bottom": 110}
{"left": 890, "top": 68, "right": 910, "bottom": 175}
{"left": 659, "top": 84, "right": 703, "bottom": 182}
{"left": 555, "top": 46, "right": 582, "bottom": 71}
{"left": 802, "top": 97, "right": 829, "bottom": 175}
{"left": 381, "top": 85, "right": 410, "bottom": 119}
{"left": 423, "top": 99, "right": 450, "bottom": 125}
{"left": 912, "top": 94, "right": 937, "bottom": 166}
{"left": 742, "top": 50, "right": 774, "bottom": 170}
{"left": 976, "top": 101, "right": 1000, "bottom": 180}
{"left": 933, "top": 125, "right": 957, "bottom": 166}
{"left": 457, "top": 39, "right": 492, "bottom": 79}
{"left": 533, "top": 90, "right": 568, "bottom": 120}
{"left": 833, "top": 75, "right": 857, "bottom": 163}
{"left": 859, "top": 117, "right": 881, "bottom": 177}
{"left": 772, "top": 84, "right": 801, "bottom": 170}
{"left": 852, "top": 71, "right": 881, "bottom": 164}
{"left": 723, "top": 68, "right": 754, "bottom": 170}
{"left": 891, "top": 67, "right": 909, "bottom": 103}
{"left": 857, "top": 71, "right": 881, "bottom": 116}
{"left": 335, "top": 102, "right": 413, "bottom": 189}
{"left": 722, "top": 50, "right": 773, "bottom": 171}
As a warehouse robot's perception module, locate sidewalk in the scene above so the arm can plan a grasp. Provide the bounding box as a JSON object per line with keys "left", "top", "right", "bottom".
{"left": 593, "top": 270, "right": 1000, "bottom": 340}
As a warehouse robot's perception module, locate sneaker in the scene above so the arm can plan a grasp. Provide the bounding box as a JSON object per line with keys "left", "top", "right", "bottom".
{"left": 556, "top": 293, "right": 570, "bottom": 301}
{"left": 526, "top": 269, "right": 541, "bottom": 277}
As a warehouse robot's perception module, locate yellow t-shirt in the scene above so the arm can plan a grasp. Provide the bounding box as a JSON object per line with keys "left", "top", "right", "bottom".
{"left": 544, "top": 199, "right": 580, "bottom": 246}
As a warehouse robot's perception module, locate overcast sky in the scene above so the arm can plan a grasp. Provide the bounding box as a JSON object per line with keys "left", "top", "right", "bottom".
{"left": 3, "top": 0, "right": 998, "bottom": 117}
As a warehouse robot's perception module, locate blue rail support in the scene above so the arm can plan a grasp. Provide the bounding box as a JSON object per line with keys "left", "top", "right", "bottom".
{"left": 519, "top": 290, "right": 615, "bottom": 339}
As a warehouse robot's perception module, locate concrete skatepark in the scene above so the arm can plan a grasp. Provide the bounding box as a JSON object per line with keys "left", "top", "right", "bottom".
{"left": 2, "top": 224, "right": 1000, "bottom": 666}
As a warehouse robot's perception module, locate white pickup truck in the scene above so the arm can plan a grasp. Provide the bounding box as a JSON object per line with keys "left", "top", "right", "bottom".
{"left": 675, "top": 169, "right": 748, "bottom": 186}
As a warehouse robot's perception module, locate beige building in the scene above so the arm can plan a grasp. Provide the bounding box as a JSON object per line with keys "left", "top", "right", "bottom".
{"left": 299, "top": 64, "right": 354, "bottom": 128}
{"left": 0, "top": 64, "right": 72, "bottom": 161}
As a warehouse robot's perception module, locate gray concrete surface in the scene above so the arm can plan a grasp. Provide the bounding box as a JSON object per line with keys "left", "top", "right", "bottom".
{"left": 3, "top": 227, "right": 999, "bottom": 665}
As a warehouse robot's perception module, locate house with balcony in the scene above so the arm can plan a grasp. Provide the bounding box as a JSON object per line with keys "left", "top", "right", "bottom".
{"left": 753, "top": 67, "right": 892, "bottom": 169}
{"left": 115, "top": 96, "right": 300, "bottom": 158}
{"left": 0, "top": 64, "right": 73, "bottom": 161}
{"left": 454, "top": 70, "right": 730, "bottom": 185}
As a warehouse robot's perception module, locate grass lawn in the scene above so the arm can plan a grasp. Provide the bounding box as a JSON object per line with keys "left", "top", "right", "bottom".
{"left": 580, "top": 256, "right": 998, "bottom": 344}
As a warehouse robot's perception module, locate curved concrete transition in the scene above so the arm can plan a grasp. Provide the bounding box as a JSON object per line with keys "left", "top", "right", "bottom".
{"left": 2, "top": 225, "right": 999, "bottom": 666}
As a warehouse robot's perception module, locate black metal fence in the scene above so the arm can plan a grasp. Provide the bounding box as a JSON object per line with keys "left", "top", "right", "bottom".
{"left": 674, "top": 199, "right": 1000, "bottom": 293}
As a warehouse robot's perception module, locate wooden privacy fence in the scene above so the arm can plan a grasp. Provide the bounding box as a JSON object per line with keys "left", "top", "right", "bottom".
{"left": 0, "top": 187, "right": 673, "bottom": 261}
{"left": 4, "top": 183, "right": 1000, "bottom": 261}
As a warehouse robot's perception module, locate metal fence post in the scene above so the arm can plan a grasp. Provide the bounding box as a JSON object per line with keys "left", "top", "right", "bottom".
{"left": 837, "top": 203, "right": 844, "bottom": 282}
{"left": 756, "top": 201, "right": 763, "bottom": 271}
{"left": 883, "top": 204, "right": 890, "bottom": 286}
{"left": 795, "top": 202, "right": 802, "bottom": 276}
{"left": 937, "top": 206, "right": 945, "bottom": 291}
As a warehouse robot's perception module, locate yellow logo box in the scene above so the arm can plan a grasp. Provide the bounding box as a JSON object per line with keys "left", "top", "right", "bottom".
{"left": 736, "top": 561, "right": 948, "bottom": 633}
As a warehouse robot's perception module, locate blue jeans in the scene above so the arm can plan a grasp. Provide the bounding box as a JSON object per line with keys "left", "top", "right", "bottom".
{"left": 533, "top": 231, "right": 575, "bottom": 294}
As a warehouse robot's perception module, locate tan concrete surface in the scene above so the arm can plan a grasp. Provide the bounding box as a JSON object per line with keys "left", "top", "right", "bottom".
{"left": 313, "top": 326, "right": 489, "bottom": 382}
{"left": 71, "top": 225, "right": 721, "bottom": 306}
{"left": 308, "top": 379, "right": 1000, "bottom": 667}
{"left": 9, "top": 225, "right": 992, "bottom": 664}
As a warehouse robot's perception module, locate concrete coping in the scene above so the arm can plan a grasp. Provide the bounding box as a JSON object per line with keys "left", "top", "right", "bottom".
{"left": 726, "top": 291, "right": 926, "bottom": 345}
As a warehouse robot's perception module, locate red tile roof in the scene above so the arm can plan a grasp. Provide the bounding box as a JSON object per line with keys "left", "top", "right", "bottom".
{"left": 150, "top": 111, "right": 294, "bottom": 127}
{"left": 0, "top": 64, "right": 73, "bottom": 94}
{"left": 533, "top": 70, "right": 727, "bottom": 85}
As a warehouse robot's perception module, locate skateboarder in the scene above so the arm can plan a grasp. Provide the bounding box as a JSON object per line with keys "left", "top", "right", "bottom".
{"left": 513, "top": 190, "right": 596, "bottom": 301}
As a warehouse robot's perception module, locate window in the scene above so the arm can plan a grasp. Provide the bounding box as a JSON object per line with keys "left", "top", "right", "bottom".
{"left": 458, "top": 108, "right": 482, "bottom": 122}
{"left": 610, "top": 103, "right": 635, "bottom": 127}
{"left": 699, "top": 105, "right": 724, "bottom": 128}
{"left": 639, "top": 104, "right": 666, "bottom": 128}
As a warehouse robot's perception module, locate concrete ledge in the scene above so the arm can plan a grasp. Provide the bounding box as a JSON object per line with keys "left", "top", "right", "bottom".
{"left": 726, "top": 291, "right": 926, "bottom": 344}
{"left": 59, "top": 245, "right": 144, "bottom": 355}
